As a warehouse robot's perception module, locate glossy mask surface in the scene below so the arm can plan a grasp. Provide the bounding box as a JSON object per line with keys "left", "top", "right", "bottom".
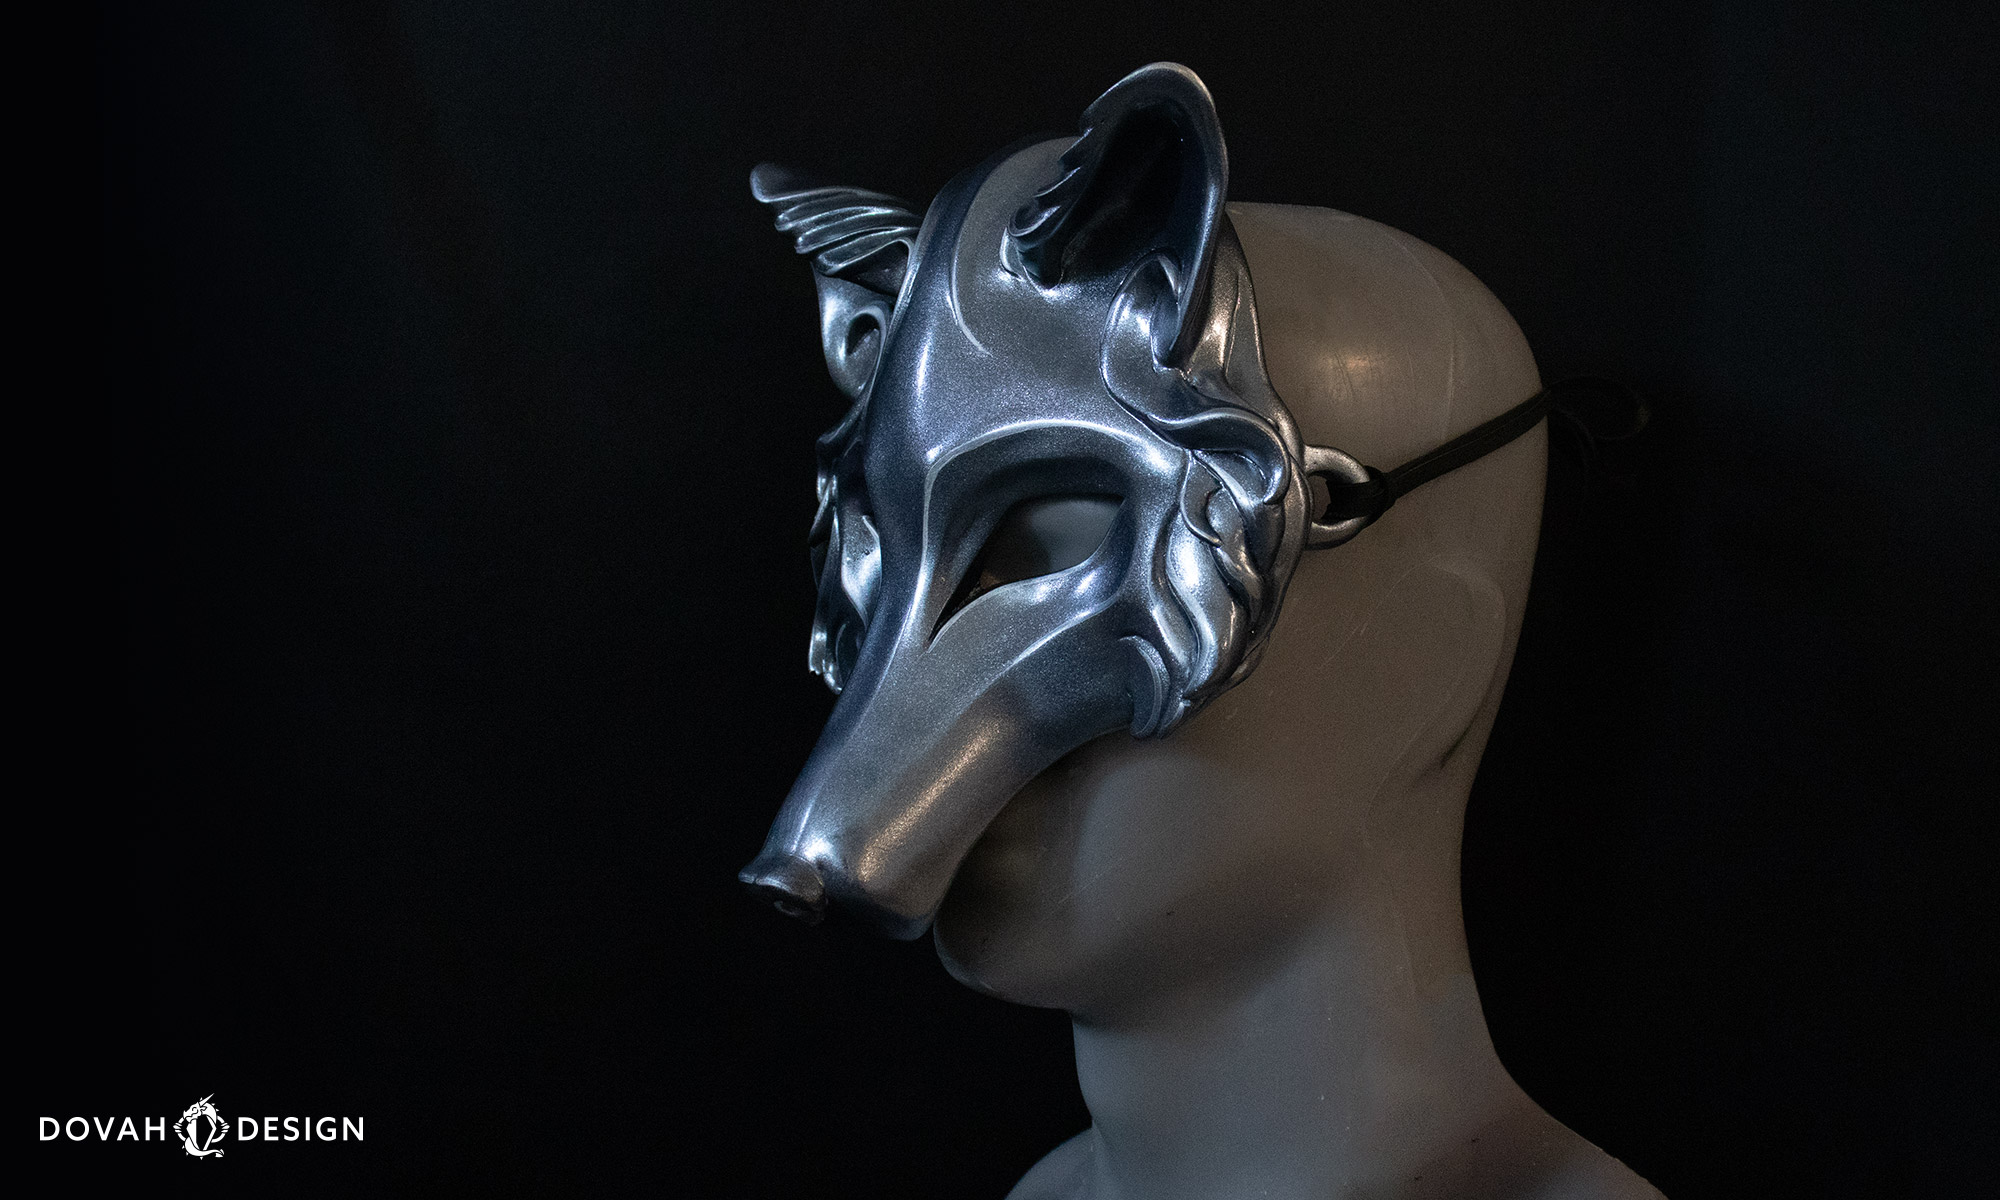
{"left": 739, "top": 65, "right": 1441, "bottom": 937}
{"left": 739, "top": 65, "right": 1353, "bottom": 936}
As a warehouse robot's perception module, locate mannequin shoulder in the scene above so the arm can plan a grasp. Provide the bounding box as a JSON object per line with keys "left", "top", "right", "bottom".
{"left": 1004, "top": 1129, "right": 1094, "bottom": 1200}
{"left": 1486, "top": 1112, "right": 1668, "bottom": 1200}
{"left": 1403, "top": 1100, "right": 1665, "bottom": 1200}
{"left": 1525, "top": 1146, "right": 1668, "bottom": 1200}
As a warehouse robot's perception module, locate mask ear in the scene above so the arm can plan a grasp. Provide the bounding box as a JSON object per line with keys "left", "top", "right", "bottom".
{"left": 751, "top": 163, "right": 921, "bottom": 399}
{"left": 1006, "top": 63, "right": 1228, "bottom": 368}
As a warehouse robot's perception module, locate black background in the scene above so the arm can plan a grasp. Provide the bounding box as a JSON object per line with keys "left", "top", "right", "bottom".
{"left": 77, "top": 1, "right": 1992, "bottom": 1195}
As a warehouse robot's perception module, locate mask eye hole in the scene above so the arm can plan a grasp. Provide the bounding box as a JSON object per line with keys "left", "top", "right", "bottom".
{"left": 936, "top": 494, "right": 1122, "bottom": 635}
{"left": 843, "top": 315, "right": 880, "bottom": 362}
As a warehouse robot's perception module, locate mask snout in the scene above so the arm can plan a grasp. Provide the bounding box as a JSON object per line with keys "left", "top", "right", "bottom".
{"left": 739, "top": 601, "right": 1135, "bottom": 939}
{"left": 737, "top": 851, "right": 828, "bottom": 926}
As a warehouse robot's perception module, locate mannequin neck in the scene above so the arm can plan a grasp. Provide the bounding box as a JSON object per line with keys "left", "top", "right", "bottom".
{"left": 1019, "top": 816, "right": 1634, "bottom": 1200}
{"left": 1088, "top": 844, "right": 1512, "bottom": 1194}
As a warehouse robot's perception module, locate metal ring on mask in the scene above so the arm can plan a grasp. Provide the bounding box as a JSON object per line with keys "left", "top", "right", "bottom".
{"left": 1302, "top": 375, "right": 1648, "bottom": 549}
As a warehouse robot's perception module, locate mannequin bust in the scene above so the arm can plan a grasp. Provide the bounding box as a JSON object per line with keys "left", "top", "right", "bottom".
{"left": 743, "top": 63, "right": 1662, "bottom": 1199}
{"left": 937, "top": 202, "right": 1661, "bottom": 1199}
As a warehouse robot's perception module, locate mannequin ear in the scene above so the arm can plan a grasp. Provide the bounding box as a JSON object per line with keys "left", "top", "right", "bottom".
{"left": 1006, "top": 63, "right": 1228, "bottom": 367}
{"left": 751, "top": 163, "right": 921, "bottom": 399}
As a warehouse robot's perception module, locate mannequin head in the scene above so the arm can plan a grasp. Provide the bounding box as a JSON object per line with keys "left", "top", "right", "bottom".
{"left": 741, "top": 64, "right": 1670, "bottom": 1200}
{"left": 934, "top": 201, "right": 1546, "bottom": 1020}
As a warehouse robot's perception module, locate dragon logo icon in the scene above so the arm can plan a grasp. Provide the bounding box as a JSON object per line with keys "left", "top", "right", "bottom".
{"left": 173, "top": 1095, "right": 227, "bottom": 1158}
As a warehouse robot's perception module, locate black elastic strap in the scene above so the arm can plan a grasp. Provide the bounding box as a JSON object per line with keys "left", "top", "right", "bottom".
{"left": 1318, "top": 376, "right": 1646, "bottom": 525}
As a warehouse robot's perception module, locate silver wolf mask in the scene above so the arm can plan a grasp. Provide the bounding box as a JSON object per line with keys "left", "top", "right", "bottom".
{"left": 739, "top": 63, "right": 1555, "bottom": 937}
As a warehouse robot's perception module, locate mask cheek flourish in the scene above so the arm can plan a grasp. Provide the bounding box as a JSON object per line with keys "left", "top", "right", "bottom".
{"left": 1117, "top": 448, "right": 1287, "bottom": 739}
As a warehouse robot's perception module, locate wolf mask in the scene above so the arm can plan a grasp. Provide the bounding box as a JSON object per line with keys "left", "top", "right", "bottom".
{"left": 739, "top": 63, "right": 1559, "bottom": 937}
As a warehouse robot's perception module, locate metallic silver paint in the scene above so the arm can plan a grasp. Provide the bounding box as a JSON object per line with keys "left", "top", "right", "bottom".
{"left": 740, "top": 66, "right": 1413, "bottom": 936}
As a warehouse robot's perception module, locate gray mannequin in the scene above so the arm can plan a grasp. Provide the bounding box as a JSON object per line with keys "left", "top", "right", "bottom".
{"left": 743, "top": 64, "right": 1664, "bottom": 1200}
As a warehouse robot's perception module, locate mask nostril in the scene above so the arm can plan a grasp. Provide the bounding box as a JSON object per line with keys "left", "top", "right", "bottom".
{"left": 738, "top": 851, "right": 828, "bottom": 924}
